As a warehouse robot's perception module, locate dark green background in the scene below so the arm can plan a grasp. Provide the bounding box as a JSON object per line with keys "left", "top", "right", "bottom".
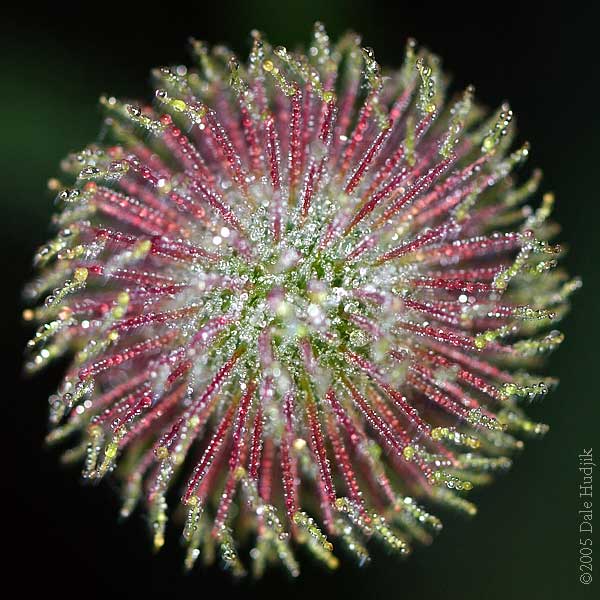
{"left": 3, "top": 3, "right": 597, "bottom": 599}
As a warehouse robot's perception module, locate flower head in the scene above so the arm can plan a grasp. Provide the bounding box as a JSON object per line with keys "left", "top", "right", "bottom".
{"left": 25, "top": 24, "right": 578, "bottom": 576}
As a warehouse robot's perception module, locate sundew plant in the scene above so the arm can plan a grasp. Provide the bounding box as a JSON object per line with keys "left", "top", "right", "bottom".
{"left": 24, "top": 24, "right": 578, "bottom": 577}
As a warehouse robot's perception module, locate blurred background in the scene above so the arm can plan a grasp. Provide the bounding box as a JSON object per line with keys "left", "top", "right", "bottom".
{"left": 2, "top": 2, "right": 597, "bottom": 598}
